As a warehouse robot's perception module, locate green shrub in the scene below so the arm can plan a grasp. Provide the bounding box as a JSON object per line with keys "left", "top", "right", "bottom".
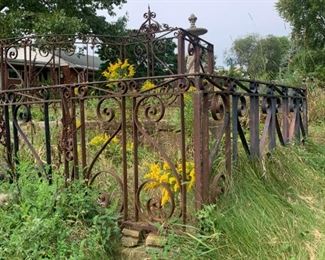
{"left": 0, "top": 163, "right": 120, "bottom": 259}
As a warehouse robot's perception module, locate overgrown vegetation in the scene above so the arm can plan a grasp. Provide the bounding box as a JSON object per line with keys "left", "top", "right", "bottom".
{"left": 0, "top": 165, "right": 121, "bottom": 259}
{"left": 166, "top": 134, "right": 325, "bottom": 259}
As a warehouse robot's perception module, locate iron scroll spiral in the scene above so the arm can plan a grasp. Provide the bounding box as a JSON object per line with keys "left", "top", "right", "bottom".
{"left": 136, "top": 180, "right": 175, "bottom": 222}
{"left": 134, "top": 95, "right": 181, "bottom": 221}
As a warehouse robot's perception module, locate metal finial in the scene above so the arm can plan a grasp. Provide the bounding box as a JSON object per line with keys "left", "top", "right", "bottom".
{"left": 189, "top": 14, "right": 197, "bottom": 28}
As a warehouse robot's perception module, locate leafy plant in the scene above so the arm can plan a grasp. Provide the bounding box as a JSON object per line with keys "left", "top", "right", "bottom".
{"left": 0, "top": 162, "right": 121, "bottom": 259}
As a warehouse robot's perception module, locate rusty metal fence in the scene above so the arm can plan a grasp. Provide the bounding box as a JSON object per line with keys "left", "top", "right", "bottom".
{"left": 0, "top": 10, "right": 307, "bottom": 228}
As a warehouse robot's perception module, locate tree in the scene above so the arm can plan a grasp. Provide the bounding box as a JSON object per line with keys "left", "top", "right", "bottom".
{"left": 0, "top": 1, "right": 177, "bottom": 77}
{"left": 225, "top": 34, "right": 290, "bottom": 79}
{"left": 276, "top": 0, "right": 325, "bottom": 82}
{"left": 276, "top": 0, "right": 325, "bottom": 49}
{"left": 0, "top": 0, "right": 127, "bottom": 37}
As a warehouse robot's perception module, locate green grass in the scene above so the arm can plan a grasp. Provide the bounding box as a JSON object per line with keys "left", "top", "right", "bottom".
{"left": 166, "top": 129, "right": 325, "bottom": 259}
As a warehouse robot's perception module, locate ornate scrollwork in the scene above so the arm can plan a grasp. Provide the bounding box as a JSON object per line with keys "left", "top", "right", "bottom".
{"left": 133, "top": 43, "right": 146, "bottom": 60}
{"left": 138, "top": 7, "right": 174, "bottom": 39}
{"left": 38, "top": 45, "right": 51, "bottom": 57}
{"left": 0, "top": 113, "right": 6, "bottom": 146}
{"left": 62, "top": 86, "right": 72, "bottom": 100}
{"left": 128, "top": 80, "right": 140, "bottom": 92}
{"left": 15, "top": 104, "right": 32, "bottom": 123}
{"left": 62, "top": 129, "right": 74, "bottom": 162}
{"left": 136, "top": 95, "right": 165, "bottom": 124}
{"left": 187, "top": 42, "right": 195, "bottom": 56}
{"left": 6, "top": 47, "right": 19, "bottom": 59}
{"left": 89, "top": 170, "right": 124, "bottom": 212}
{"left": 62, "top": 45, "right": 76, "bottom": 56}
{"left": 153, "top": 39, "right": 167, "bottom": 54}
{"left": 76, "top": 85, "right": 88, "bottom": 98}
{"left": 237, "top": 96, "right": 247, "bottom": 117}
{"left": 210, "top": 94, "right": 225, "bottom": 121}
{"left": 136, "top": 180, "right": 175, "bottom": 222}
{"left": 139, "top": 9, "right": 160, "bottom": 38}
{"left": 96, "top": 96, "right": 121, "bottom": 124}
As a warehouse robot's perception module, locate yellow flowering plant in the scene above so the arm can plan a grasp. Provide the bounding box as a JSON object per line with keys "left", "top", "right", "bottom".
{"left": 89, "top": 133, "right": 119, "bottom": 146}
{"left": 102, "top": 59, "right": 135, "bottom": 81}
{"left": 141, "top": 80, "right": 156, "bottom": 91}
{"left": 143, "top": 161, "right": 195, "bottom": 206}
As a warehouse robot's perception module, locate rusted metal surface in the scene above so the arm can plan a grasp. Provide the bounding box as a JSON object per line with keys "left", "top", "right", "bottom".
{"left": 0, "top": 9, "right": 307, "bottom": 226}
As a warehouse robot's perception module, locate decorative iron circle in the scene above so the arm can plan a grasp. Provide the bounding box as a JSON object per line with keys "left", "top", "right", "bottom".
{"left": 237, "top": 96, "right": 247, "bottom": 117}
{"left": 210, "top": 94, "right": 225, "bottom": 121}
{"left": 136, "top": 179, "right": 175, "bottom": 222}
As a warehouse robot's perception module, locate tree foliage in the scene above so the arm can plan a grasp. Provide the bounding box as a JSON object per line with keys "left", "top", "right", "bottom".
{"left": 0, "top": 0, "right": 127, "bottom": 37}
{"left": 276, "top": 0, "right": 325, "bottom": 83}
{"left": 276, "top": 0, "right": 325, "bottom": 49}
{"left": 226, "top": 34, "right": 290, "bottom": 79}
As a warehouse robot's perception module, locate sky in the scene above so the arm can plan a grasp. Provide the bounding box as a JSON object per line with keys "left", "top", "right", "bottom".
{"left": 103, "top": 0, "right": 291, "bottom": 66}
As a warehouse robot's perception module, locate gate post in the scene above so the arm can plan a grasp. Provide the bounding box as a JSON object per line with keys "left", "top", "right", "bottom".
{"left": 193, "top": 42, "right": 210, "bottom": 209}
{"left": 193, "top": 83, "right": 210, "bottom": 209}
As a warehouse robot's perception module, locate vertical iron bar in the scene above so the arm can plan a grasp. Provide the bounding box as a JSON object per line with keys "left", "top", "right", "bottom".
{"left": 11, "top": 105, "right": 19, "bottom": 164}
{"left": 268, "top": 87, "right": 276, "bottom": 150}
{"left": 80, "top": 97, "right": 87, "bottom": 179}
{"left": 302, "top": 89, "right": 308, "bottom": 137}
{"left": 294, "top": 98, "right": 301, "bottom": 143}
{"left": 224, "top": 96, "right": 232, "bottom": 177}
{"left": 61, "top": 89, "right": 70, "bottom": 184}
{"left": 232, "top": 94, "right": 239, "bottom": 162}
{"left": 282, "top": 88, "right": 289, "bottom": 144}
{"left": 207, "top": 44, "right": 214, "bottom": 74}
{"left": 132, "top": 97, "right": 139, "bottom": 221}
{"left": 3, "top": 105, "right": 12, "bottom": 171}
{"left": 23, "top": 43, "right": 27, "bottom": 88}
{"left": 1, "top": 46, "right": 13, "bottom": 172}
{"left": 71, "top": 88, "right": 79, "bottom": 180}
{"left": 249, "top": 83, "right": 260, "bottom": 158}
{"left": 178, "top": 31, "right": 187, "bottom": 223}
{"left": 121, "top": 96, "right": 128, "bottom": 221}
{"left": 180, "top": 93, "right": 187, "bottom": 225}
{"left": 43, "top": 96, "right": 52, "bottom": 184}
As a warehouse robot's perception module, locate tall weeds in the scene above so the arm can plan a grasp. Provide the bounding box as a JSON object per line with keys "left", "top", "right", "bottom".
{"left": 167, "top": 141, "right": 325, "bottom": 259}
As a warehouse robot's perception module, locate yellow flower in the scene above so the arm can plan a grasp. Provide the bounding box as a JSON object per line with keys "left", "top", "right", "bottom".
{"left": 126, "top": 142, "right": 134, "bottom": 152}
{"left": 168, "top": 176, "right": 180, "bottom": 192}
{"left": 188, "top": 168, "right": 195, "bottom": 190}
{"left": 75, "top": 119, "right": 81, "bottom": 129}
{"left": 112, "top": 136, "right": 120, "bottom": 144}
{"left": 143, "top": 160, "right": 195, "bottom": 207}
{"left": 121, "top": 59, "right": 129, "bottom": 69}
{"left": 141, "top": 80, "right": 156, "bottom": 91}
{"left": 162, "top": 161, "right": 170, "bottom": 171}
{"left": 159, "top": 172, "right": 170, "bottom": 183}
{"left": 161, "top": 188, "right": 170, "bottom": 206}
{"left": 128, "top": 65, "right": 135, "bottom": 78}
{"left": 89, "top": 133, "right": 109, "bottom": 146}
{"left": 102, "top": 59, "right": 136, "bottom": 81}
